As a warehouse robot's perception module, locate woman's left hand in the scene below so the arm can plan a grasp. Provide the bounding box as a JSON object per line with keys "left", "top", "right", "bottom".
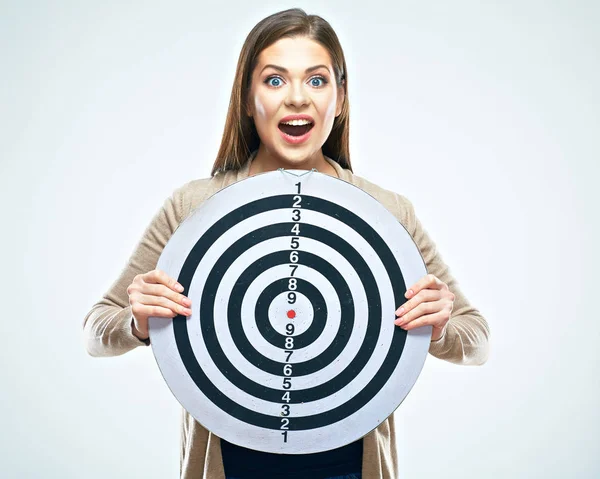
{"left": 394, "top": 273, "right": 455, "bottom": 341}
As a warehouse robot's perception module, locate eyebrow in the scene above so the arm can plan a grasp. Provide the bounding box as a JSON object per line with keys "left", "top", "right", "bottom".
{"left": 260, "top": 64, "right": 330, "bottom": 74}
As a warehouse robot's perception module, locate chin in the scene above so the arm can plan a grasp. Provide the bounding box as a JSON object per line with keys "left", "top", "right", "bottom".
{"left": 276, "top": 147, "right": 318, "bottom": 164}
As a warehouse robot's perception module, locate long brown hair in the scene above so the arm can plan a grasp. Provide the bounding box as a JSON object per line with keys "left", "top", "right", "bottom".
{"left": 210, "top": 8, "right": 351, "bottom": 176}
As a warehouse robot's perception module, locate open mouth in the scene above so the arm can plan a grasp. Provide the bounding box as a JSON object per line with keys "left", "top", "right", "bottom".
{"left": 278, "top": 121, "right": 314, "bottom": 137}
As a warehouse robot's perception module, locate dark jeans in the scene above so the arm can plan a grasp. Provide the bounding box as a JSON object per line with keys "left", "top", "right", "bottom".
{"left": 226, "top": 475, "right": 361, "bottom": 479}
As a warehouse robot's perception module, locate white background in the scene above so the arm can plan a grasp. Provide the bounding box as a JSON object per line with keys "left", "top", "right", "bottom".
{"left": 1, "top": 1, "right": 598, "bottom": 477}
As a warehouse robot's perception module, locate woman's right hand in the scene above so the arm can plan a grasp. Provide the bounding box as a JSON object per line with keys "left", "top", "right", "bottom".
{"left": 127, "top": 269, "right": 193, "bottom": 340}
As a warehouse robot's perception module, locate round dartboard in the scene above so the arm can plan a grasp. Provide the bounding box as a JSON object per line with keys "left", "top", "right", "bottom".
{"left": 148, "top": 169, "right": 430, "bottom": 454}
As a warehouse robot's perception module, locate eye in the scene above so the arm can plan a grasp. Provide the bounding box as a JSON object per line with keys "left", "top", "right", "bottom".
{"left": 265, "top": 76, "right": 283, "bottom": 88}
{"left": 309, "top": 76, "right": 328, "bottom": 87}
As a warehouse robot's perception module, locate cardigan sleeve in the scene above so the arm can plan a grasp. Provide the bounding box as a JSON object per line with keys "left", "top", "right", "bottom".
{"left": 396, "top": 194, "right": 491, "bottom": 366}
{"left": 82, "top": 184, "right": 189, "bottom": 357}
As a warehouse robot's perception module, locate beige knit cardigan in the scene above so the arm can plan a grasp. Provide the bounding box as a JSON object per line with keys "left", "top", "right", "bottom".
{"left": 83, "top": 154, "right": 490, "bottom": 479}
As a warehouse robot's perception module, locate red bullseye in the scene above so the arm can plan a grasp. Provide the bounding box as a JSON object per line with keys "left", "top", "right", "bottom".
{"left": 287, "top": 310, "right": 296, "bottom": 319}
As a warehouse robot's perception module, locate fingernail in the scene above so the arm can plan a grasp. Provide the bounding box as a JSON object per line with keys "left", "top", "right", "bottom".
{"left": 405, "top": 290, "right": 413, "bottom": 298}
{"left": 176, "top": 283, "right": 184, "bottom": 292}
{"left": 397, "top": 307, "right": 405, "bottom": 316}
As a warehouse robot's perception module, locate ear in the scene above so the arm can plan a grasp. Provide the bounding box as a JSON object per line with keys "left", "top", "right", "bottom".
{"left": 335, "top": 80, "right": 345, "bottom": 117}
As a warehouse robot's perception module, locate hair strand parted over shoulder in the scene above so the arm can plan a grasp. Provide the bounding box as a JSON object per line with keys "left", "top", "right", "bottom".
{"left": 210, "top": 8, "right": 352, "bottom": 176}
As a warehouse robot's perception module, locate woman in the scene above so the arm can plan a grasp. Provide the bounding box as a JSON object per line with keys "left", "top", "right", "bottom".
{"left": 83, "top": 8, "right": 490, "bottom": 479}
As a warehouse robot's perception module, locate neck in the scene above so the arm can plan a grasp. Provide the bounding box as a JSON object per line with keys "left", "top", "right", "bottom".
{"left": 249, "top": 144, "right": 337, "bottom": 177}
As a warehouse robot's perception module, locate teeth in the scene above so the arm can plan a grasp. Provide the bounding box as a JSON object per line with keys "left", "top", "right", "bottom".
{"left": 280, "top": 119, "right": 313, "bottom": 126}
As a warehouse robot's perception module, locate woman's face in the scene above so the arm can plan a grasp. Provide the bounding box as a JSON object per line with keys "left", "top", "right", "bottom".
{"left": 246, "top": 36, "right": 344, "bottom": 167}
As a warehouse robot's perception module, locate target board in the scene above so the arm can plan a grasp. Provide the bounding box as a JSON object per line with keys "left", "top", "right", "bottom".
{"left": 148, "top": 169, "right": 430, "bottom": 454}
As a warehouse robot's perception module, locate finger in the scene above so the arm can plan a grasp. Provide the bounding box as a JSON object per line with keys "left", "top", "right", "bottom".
{"left": 137, "top": 293, "right": 193, "bottom": 317}
{"left": 144, "top": 269, "right": 184, "bottom": 292}
{"left": 395, "top": 289, "right": 440, "bottom": 316}
{"left": 140, "top": 282, "right": 192, "bottom": 308}
{"left": 132, "top": 303, "right": 177, "bottom": 319}
{"left": 405, "top": 273, "right": 444, "bottom": 299}
{"left": 394, "top": 298, "right": 444, "bottom": 327}
{"left": 398, "top": 309, "right": 449, "bottom": 331}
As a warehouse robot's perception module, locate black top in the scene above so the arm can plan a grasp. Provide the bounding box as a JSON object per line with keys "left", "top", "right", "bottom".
{"left": 221, "top": 438, "right": 363, "bottom": 479}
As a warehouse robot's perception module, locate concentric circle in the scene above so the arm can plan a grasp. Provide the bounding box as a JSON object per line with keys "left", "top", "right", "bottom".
{"left": 149, "top": 170, "right": 430, "bottom": 454}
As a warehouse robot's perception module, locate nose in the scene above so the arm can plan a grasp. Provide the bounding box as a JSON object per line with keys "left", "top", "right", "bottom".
{"left": 284, "top": 81, "right": 310, "bottom": 108}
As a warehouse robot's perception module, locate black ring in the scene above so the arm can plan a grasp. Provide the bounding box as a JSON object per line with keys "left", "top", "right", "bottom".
{"left": 173, "top": 195, "right": 408, "bottom": 431}
{"left": 254, "top": 275, "right": 327, "bottom": 350}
